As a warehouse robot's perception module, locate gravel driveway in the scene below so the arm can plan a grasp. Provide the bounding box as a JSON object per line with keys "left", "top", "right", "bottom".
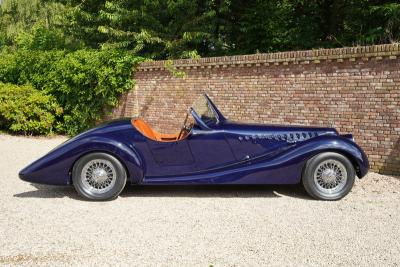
{"left": 0, "top": 134, "right": 399, "bottom": 266}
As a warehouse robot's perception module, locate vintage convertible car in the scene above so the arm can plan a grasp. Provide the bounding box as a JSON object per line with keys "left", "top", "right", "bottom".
{"left": 19, "top": 94, "right": 368, "bottom": 201}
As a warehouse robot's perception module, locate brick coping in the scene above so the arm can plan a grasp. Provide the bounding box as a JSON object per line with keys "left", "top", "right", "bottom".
{"left": 138, "top": 43, "right": 400, "bottom": 71}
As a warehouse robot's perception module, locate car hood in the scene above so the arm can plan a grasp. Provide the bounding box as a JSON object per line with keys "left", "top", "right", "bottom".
{"left": 216, "top": 120, "right": 338, "bottom": 135}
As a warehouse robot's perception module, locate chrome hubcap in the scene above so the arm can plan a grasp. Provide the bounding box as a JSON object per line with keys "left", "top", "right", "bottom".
{"left": 92, "top": 168, "right": 108, "bottom": 183}
{"left": 314, "top": 159, "right": 347, "bottom": 194}
{"left": 81, "top": 159, "right": 116, "bottom": 194}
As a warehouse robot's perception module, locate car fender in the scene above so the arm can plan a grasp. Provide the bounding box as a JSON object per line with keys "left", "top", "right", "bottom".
{"left": 69, "top": 136, "right": 145, "bottom": 184}
{"left": 279, "top": 135, "right": 369, "bottom": 179}
{"left": 19, "top": 136, "right": 144, "bottom": 185}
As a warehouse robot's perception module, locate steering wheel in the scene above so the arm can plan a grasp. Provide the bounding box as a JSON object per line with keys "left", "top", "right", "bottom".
{"left": 177, "top": 112, "right": 191, "bottom": 140}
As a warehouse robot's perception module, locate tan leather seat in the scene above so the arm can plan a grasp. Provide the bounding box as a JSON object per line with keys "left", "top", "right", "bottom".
{"left": 132, "top": 119, "right": 186, "bottom": 142}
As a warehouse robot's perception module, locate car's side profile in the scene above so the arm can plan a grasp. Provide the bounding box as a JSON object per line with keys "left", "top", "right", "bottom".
{"left": 19, "top": 94, "right": 369, "bottom": 201}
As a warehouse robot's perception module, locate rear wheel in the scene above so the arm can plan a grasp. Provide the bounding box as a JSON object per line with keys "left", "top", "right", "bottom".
{"left": 72, "top": 152, "right": 127, "bottom": 201}
{"left": 302, "top": 152, "right": 355, "bottom": 200}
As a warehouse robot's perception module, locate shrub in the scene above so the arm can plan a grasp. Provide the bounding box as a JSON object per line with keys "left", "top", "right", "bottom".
{"left": 43, "top": 49, "right": 143, "bottom": 135}
{"left": 0, "top": 48, "right": 61, "bottom": 87}
{"left": 0, "top": 49, "right": 144, "bottom": 135}
{"left": 0, "top": 83, "right": 63, "bottom": 135}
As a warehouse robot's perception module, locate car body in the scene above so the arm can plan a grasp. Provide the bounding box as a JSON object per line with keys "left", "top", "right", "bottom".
{"left": 19, "top": 94, "right": 369, "bottom": 200}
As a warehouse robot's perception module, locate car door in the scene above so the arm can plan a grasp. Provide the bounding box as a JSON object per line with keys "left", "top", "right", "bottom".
{"left": 141, "top": 127, "right": 236, "bottom": 183}
{"left": 145, "top": 138, "right": 197, "bottom": 177}
{"left": 187, "top": 128, "right": 237, "bottom": 171}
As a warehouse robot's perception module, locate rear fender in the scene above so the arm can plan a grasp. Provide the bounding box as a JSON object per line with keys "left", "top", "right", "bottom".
{"left": 67, "top": 137, "right": 144, "bottom": 184}
{"left": 19, "top": 136, "right": 144, "bottom": 185}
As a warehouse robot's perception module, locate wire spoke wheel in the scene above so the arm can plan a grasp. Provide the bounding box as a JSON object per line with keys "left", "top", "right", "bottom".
{"left": 81, "top": 159, "right": 117, "bottom": 194}
{"left": 313, "top": 159, "right": 348, "bottom": 195}
{"left": 73, "top": 152, "right": 127, "bottom": 200}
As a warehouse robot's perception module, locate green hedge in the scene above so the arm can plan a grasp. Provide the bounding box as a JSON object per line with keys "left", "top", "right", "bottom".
{"left": 0, "top": 83, "right": 62, "bottom": 135}
{"left": 0, "top": 49, "right": 143, "bottom": 135}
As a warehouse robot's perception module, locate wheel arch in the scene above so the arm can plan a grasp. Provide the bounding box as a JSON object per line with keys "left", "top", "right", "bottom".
{"left": 301, "top": 149, "right": 363, "bottom": 179}
{"left": 326, "top": 149, "right": 363, "bottom": 178}
{"left": 294, "top": 135, "right": 369, "bottom": 181}
{"left": 69, "top": 150, "right": 128, "bottom": 184}
{"left": 67, "top": 140, "right": 144, "bottom": 185}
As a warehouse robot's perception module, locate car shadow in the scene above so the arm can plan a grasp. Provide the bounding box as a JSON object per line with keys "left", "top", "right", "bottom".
{"left": 120, "top": 184, "right": 311, "bottom": 199}
{"left": 13, "top": 184, "right": 82, "bottom": 200}
{"left": 13, "top": 183, "right": 312, "bottom": 200}
{"left": 380, "top": 138, "right": 400, "bottom": 177}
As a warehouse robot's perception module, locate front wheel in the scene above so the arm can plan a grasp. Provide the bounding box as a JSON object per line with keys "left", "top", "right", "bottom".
{"left": 302, "top": 152, "right": 355, "bottom": 200}
{"left": 72, "top": 152, "right": 127, "bottom": 201}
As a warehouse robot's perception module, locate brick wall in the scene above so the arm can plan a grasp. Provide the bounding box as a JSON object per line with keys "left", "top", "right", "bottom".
{"left": 111, "top": 44, "right": 400, "bottom": 175}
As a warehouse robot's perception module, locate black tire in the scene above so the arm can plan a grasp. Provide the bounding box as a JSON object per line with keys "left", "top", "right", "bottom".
{"left": 302, "top": 152, "right": 355, "bottom": 201}
{"left": 72, "top": 152, "right": 127, "bottom": 201}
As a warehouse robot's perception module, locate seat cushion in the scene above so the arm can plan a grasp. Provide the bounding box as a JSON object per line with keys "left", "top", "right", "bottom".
{"left": 132, "top": 118, "right": 187, "bottom": 142}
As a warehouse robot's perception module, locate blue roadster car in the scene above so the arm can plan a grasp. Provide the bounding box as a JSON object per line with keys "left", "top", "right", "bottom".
{"left": 19, "top": 94, "right": 368, "bottom": 201}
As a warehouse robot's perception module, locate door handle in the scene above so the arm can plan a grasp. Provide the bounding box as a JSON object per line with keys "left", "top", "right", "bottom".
{"left": 241, "top": 155, "right": 250, "bottom": 161}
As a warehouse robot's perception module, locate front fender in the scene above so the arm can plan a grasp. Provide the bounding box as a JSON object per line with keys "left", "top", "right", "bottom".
{"left": 19, "top": 136, "right": 144, "bottom": 185}
{"left": 282, "top": 135, "right": 369, "bottom": 178}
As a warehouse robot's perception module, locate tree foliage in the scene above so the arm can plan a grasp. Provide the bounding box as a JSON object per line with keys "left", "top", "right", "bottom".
{"left": 0, "top": 0, "right": 79, "bottom": 49}
{"left": 56, "top": 0, "right": 400, "bottom": 58}
{"left": 0, "top": 0, "right": 399, "bottom": 135}
{"left": 2, "top": 0, "right": 399, "bottom": 56}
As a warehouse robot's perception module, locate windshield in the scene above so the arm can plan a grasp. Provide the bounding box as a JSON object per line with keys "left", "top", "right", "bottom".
{"left": 191, "top": 95, "right": 217, "bottom": 124}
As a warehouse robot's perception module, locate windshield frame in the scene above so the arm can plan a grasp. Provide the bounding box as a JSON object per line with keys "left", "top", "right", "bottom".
{"left": 190, "top": 94, "right": 224, "bottom": 129}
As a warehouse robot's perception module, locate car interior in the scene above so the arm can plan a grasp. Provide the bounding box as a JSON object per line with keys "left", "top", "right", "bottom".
{"left": 132, "top": 118, "right": 192, "bottom": 142}
{"left": 132, "top": 95, "right": 216, "bottom": 142}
